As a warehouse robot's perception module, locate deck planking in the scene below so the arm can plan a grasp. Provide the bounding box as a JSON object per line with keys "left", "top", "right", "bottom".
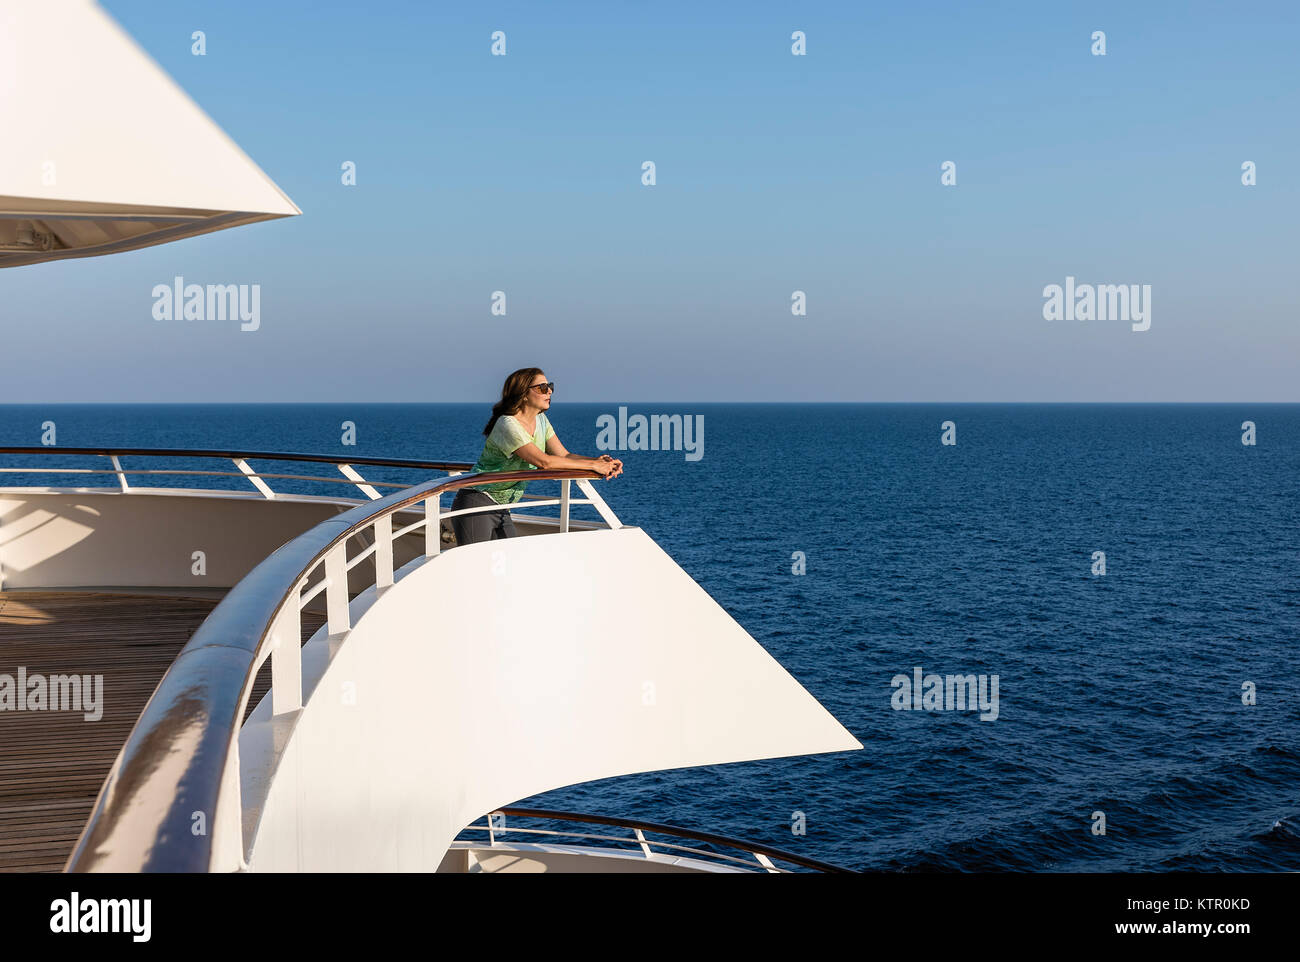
{"left": 0, "top": 590, "right": 325, "bottom": 872}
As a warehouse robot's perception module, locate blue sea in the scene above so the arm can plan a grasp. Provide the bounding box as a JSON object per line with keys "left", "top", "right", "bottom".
{"left": 2, "top": 403, "right": 1298, "bottom": 871}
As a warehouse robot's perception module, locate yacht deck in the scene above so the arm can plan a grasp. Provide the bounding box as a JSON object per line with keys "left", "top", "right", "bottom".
{"left": 0, "top": 590, "right": 325, "bottom": 872}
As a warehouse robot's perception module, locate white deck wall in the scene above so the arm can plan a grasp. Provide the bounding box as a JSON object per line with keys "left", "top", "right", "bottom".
{"left": 241, "top": 527, "right": 861, "bottom": 871}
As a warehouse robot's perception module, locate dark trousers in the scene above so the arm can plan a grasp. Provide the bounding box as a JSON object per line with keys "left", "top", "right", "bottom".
{"left": 450, "top": 488, "right": 517, "bottom": 546}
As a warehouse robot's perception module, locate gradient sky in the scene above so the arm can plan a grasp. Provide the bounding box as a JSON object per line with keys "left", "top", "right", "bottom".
{"left": 3, "top": 0, "right": 1297, "bottom": 402}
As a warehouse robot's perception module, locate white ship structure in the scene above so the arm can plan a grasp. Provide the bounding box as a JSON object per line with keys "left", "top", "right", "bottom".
{"left": 0, "top": 0, "right": 861, "bottom": 873}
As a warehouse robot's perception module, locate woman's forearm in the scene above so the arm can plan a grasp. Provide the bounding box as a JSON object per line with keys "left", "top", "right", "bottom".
{"left": 546, "top": 452, "right": 603, "bottom": 470}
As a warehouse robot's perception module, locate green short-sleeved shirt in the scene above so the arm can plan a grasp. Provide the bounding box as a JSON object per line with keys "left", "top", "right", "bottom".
{"left": 469, "top": 412, "right": 556, "bottom": 504}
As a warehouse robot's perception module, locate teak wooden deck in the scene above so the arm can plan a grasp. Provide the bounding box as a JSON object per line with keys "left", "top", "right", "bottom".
{"left": 0, "top": 590, "right": 325, "bottom": 872}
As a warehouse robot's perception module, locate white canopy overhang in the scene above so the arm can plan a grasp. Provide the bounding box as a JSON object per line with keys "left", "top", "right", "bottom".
{"left": 0, "top": 0, "right": 299, "bottom": 268}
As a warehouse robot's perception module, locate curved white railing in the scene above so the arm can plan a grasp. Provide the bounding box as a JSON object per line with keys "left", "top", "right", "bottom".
{"left": 64, "top": 466, "right": 620, "bottom": 871}
{"left": 458, "top": 807, "right": 854, "bottom": 873}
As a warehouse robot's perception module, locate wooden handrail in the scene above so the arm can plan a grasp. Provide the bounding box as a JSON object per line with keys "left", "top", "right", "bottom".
{"left": 0, "top": 445, "right": 474, "bottom": 472}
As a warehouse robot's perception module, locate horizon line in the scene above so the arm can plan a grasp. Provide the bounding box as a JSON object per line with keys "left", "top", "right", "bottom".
{"left": 1, "top": 400, "right": 1298, "bottom": 406}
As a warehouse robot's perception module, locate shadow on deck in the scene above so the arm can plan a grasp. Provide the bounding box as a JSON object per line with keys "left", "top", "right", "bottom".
{"left": 0, "top": 590, "right": 325, "bottom": 872}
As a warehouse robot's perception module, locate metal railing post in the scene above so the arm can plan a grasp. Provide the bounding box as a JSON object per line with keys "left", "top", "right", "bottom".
{"left": 233, "top": 458, "right": 276, "bottom": 499}
{"left": 338, "top": 463, "right": 383, "bottom": 500}
{"left": 425, "top": 493, "right": 441, "bottom": 557}
{"left": 271, "top": 601, "right": 302, "bottom": 715}
{"left": 324, "top": 544, "right": 350, "bottom": 634}
{"left": 210, "top": 741, "right": 246, "bottom": 872}
{"left": 108, "top": 454, "right": 130, "bottom": 492}
{"left": 634, "top": 827, "right": 652, "bottom": 858}
{"left": 374, "top": 516, "right": 394, "bottom": 589}
{"left": 575, "top": 479, "right": 622, "bottom": 530}
{"left": 559, "top": 479, "right": 570, "bottom": 533}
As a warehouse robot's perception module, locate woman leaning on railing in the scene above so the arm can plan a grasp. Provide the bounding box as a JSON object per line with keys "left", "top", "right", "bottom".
{"left": 451, "top": 367, "right": 623, "bottom": 545}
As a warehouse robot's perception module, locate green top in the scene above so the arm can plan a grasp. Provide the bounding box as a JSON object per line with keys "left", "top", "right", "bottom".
{"left": 469, "top": 412, "right": 555, "bottom": 504}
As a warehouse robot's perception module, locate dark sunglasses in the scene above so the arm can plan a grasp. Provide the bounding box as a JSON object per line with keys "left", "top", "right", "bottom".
{"left": 530, "top": 382, "right": 555, "bottom": 394}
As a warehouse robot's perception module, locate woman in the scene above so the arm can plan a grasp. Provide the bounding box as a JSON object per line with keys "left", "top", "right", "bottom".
{"left": 450, "top": 367, "right": 624, "bottom": 546}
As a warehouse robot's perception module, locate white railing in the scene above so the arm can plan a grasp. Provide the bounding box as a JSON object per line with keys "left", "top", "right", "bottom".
{"left": 0, "top": 445, "right": 475, "bottom": 501}
{"left": 64, "top": 466, "right": 622, "bottom": 871}
{"left": 456, "top": 807, "right": 853, "bottom": 873}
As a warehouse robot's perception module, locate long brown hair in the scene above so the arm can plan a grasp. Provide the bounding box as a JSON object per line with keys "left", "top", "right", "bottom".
{"left": 483, "top": 367, "right": 545, "bottom": 436}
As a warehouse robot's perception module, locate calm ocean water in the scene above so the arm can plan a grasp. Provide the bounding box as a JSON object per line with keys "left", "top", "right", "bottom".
{"left": 2, "top": 403, "right": 1298, "bottom": 871}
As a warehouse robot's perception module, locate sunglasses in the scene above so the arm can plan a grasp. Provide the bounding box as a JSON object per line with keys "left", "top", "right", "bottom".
{"left": 530, "top": 382, "right": 555, "bottom": 394}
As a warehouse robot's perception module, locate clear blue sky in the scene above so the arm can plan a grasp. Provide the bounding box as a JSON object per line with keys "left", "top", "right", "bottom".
{"left": 4, "top": 0, "right": 1297, "bottom": 402}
